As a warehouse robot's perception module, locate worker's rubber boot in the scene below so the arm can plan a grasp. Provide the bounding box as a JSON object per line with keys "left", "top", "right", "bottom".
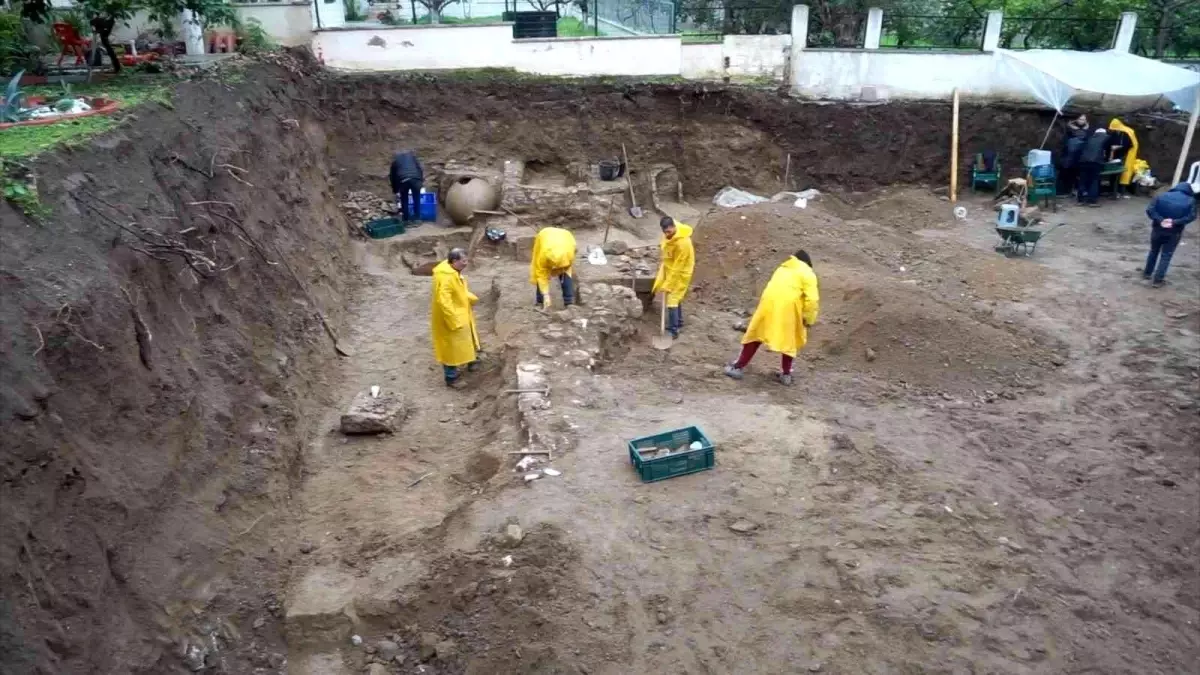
{"left": 723, "top": 364, "right": 744, "bottom": 380}
{"left": 776, "top": 372, "right": 794, "bottom": 386}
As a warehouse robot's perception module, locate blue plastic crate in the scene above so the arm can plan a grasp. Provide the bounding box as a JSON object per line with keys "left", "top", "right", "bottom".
{"left": 407, "top": 192, "right": 437, "bottom": 222}
{"left": 628, "top": 426, "right": 715, "bottom": 483}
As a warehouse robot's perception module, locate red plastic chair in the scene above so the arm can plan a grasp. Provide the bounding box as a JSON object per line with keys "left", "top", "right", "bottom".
{"left": 53, "top": 22, "right": 92, "bottom": 66}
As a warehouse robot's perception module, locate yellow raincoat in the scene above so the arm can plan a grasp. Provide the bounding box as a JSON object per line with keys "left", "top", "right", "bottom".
{"left": 741, "top": 256, "right": 820, "bottom": 358}
{"left": 430, "top": 260, "right": 480, "bottom": 367}
{"left": 530, "top": 227, "right": 576, "bottom": 297}
{"left": 1108, "top": 118, "right": 1140, "bottom": 186}
{"left": 652, "top": 222, "right": 695, "bottom": 308}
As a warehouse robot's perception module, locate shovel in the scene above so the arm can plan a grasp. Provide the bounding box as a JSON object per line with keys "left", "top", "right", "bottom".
{"left": 622, "top": 143, "right": 644, "bottom": 219}
{"left": 652, "top": 293, "right": 673, "bottom": 350}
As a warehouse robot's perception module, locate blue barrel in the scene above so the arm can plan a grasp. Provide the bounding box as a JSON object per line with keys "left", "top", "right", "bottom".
{"left": 419, "top": 192, "right": 437, "bottom": 222}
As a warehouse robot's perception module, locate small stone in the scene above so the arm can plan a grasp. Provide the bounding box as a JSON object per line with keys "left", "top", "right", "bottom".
{"left": 503, "top": 523, "right": 525, "bottom": 547}
{"left": 419, "top": 632, "right": 439, "bottom": 661}
{"left": 732, "top": 319, "right": 749, "bottom": 332}
{"left": 367, "top": 664, "right": 389, "bottom": 675}
{"left": 350, "top": 634, "right": 363, "bottom": 646}
{"left": 252, "top": 616, "right": 266, "bottom": 629}
{"left": 603, "top": 239, "right": 629, "bottom": 255}
{"left": 299, "top": 541, "right": 315, "bottom": 554}
{"left": 633, "top": 495, "right": 648, "bottom": 504}
{"left": 656, "top": 612, "right": 667, "bottom": 624}
{"left": 435, "top": 639, "right": 457, "bottom": 660}
{"left": 865, "top": 347, "right": 877, "bottom": 362}
{"left": 377, "top": 640, "right": 400, "bottom": 660}
{"left": 1049, "top": 354, "right": 1066, "bottom": 367}
{"left": 729, "top": 519, "right": 759, "bottom": 534}
{"left": 774, "top": 487, "right": 787, "bottom": 497}
{"left": 808, "top": 662, "right": 824, "bottom": 672}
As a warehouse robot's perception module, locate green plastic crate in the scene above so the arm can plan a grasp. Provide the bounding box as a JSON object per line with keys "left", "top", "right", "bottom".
{"left": 364, "top": 217, "right": 406, "bottom": 239}
{"left": 628, "top": 425, "right": 714, "bottom": 483}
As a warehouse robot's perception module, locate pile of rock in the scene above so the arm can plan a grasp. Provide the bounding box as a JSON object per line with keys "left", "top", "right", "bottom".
{"left": 340, "top": 190, "right": 392, "bottom": 227}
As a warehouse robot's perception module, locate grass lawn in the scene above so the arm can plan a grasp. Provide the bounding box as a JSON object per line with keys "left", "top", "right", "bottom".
{"left": 0, "top": 75, "right": 171, "bottom": 159}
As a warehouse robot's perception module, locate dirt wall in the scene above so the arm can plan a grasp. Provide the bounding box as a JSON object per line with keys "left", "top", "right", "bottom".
{"left": 318, "top": 73, "right": 1197, "bottom": 200}
{"left": 0, "top": 58, "right": 353, "bottom": 673}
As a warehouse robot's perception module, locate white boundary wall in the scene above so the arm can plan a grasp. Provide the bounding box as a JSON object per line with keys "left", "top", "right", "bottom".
{"left": 681, "top": 35, "right": 792, "bottom": 80}
{"left": 312, "top": 24, "right": 683, "bottom": 76}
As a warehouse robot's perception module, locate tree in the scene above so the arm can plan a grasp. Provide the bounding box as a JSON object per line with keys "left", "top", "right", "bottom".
{"left": 414, "top": 0, "right": 460, "bottom": 24}
{"left": 17, "top": 0, "right": 235, "bottom": 73}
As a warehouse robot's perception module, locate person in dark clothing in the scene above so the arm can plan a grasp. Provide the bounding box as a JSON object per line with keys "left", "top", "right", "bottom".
{"left": 1076, "top": 128, "right": 1108, "bottom": 206}
{"left": 389, "top": 150, "right": 424, "bottom": 224}
{"left": 1143, "top": 182, "right": 1197, "bottom": 287}
{"left": 1057, "top": 114, "right": 1089, "bottom": 196}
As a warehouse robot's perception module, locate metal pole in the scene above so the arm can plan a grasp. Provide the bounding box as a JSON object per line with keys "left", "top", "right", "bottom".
{"left": 1171, "top": 88, "right": 1200, "bottom": 186}
{"left": 411, "top": 0, "right": 417, "bottom": 23}
{"left": 594, "top": 0, "right": 598, "bottom": 36}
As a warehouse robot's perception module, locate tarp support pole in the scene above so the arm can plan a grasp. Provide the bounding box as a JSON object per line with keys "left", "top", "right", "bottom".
{"left": 1172, "top": 87, "right": 1200, "bottom": 186}
{"left": 950, "top": 89, "right": 960, "bottom": 204}
{"left": 1040, "top": 110, "right": 1061, "bottom": 149}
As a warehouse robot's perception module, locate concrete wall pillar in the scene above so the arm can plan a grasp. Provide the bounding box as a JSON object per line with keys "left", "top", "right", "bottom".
{"left": 982, "top": 10, "right": 1002, "bottom": 52}
{"left": 864, "top": 7, "right": 883, "bottom": 49}
{"left": 1113, "top": 12, "right": 1137, "bottom": 53}
{"left": 791, "top": 5, "right": 809, "bottom": 51}
{"left": 180, "top": 10, "right": 205, "bottom": 56}
{"left": 789, "top": 5, "right": 808, "bottom": 87}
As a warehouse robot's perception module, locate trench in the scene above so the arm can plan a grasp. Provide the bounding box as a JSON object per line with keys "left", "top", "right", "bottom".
{"left": 1, "top": 53, "right": 1198, "bottom": 675}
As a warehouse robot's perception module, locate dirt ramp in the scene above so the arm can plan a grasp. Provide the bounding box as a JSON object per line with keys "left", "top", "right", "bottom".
{"left": 0, "top": 62, "right": 353, "bottom": 674}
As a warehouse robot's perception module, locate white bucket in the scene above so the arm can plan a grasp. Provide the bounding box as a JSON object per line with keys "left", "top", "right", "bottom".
{"left": 997, "top": 203, "right": 1020, "bottom": 226}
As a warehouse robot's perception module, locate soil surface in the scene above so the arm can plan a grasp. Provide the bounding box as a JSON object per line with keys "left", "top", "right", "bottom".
{"left": 1, "top": 53, "right": 1197, "bottom": 675}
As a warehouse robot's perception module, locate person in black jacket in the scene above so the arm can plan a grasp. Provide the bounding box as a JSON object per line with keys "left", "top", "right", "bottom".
{"left": 389, "top": 150, "right": 424, "bottom": 224}
{"left": 1057, "top": 114, "right": 1089, "bottom": 196}
{"left": 1076, "top": 128, "right": 1108, "bottom": 206}
{"left": 1143, "top": 182, "right": 1197, "bottom": 287}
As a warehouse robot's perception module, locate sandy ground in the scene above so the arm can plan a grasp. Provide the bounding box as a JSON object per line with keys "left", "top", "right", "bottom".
{"left": 284, "top": 189, "right": 1198, "bottom": 674}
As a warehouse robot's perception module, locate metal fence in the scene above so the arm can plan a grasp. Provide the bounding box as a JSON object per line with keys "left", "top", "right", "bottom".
{"left": 806, "top": 9, "right": 864, "bottom": 47}
{"left": 595, "top": 0, "right": 676, "bottom": 34}
{"left": 1131, "top": 22, "right": 1200, "bottom": 60}
{"left": 999, "top": 16, "right": 1118, "bottom": 51}
{"left": 879, "top": 14, "right": 984, "bottom": 50}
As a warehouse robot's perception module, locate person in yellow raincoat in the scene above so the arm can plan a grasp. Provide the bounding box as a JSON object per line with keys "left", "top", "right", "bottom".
{"left": 1108, "top": 118, "right": 1139, "bottom": 198}
{"left": 724, "top": 250, "right": 819, "bottom": 386}
{"left": 530, "top": 227, "right": 576, "bottom": 309}
{"left": 431, "top": 248, "right": 480, "bottom": 388}
{"left": 652, "top": 216, "right": 696, "bottom": 338}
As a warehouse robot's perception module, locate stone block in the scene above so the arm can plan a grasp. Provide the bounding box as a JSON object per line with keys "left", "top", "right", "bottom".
{"left": 340, "top": 391, "right": 407, "bottom": 435}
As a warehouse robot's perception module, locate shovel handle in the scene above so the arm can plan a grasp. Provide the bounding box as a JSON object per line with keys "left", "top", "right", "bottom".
{"left": 660, "top": 293, "right": 667, "bottom": 336}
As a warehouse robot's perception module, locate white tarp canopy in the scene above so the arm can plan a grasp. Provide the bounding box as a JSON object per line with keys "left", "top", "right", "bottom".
{"left": 996, "top": 48, "right": 1200, "bottom": 113}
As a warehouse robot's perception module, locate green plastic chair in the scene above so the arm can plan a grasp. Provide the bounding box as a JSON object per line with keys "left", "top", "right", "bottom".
{"left": 971, "top": 153, "right": 1001, "bottom": 194}
{"left": 1026, "top": 164, "right": 1058, "bottom": 212}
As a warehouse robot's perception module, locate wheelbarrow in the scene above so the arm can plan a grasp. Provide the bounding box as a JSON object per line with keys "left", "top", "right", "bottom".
{"left": 995, "top": 222, "right": 1065, "bottom": 257}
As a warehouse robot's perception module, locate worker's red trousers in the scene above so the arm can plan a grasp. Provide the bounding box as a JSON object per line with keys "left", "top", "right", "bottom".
{"left": 733, "top": 342, "right": 793, "bottom": 375}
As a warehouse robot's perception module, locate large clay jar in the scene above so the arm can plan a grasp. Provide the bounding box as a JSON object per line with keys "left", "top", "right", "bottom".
{"left": 444, "top": 177, "right": 499, "bottom": 225}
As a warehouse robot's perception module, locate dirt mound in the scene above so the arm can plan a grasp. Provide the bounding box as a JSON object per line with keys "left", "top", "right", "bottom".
{"left": 689, "top": 197, "right": 1058, "bottom": 391}
{"left": 810, "top": 273, "right": 1054, "bottom": 391}
{"left": 346, "top": 526, "right": 607, "bottom": 672}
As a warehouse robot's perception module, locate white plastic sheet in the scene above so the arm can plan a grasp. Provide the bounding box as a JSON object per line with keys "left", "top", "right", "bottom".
{"left": 713, "top": 186, "right": 768, "bottom": 208}
{"left": 996, "top": 49, "right": 1200, "bottom": 113}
